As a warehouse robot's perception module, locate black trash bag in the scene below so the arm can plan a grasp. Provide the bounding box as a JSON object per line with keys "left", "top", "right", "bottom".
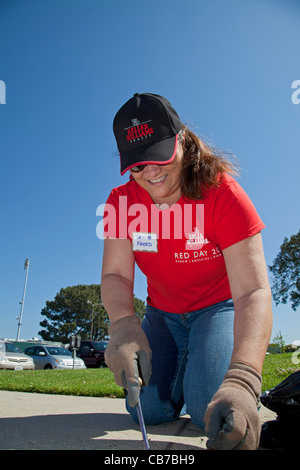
{"left": 260, "top": 370, "right": 300, "bottom": 449}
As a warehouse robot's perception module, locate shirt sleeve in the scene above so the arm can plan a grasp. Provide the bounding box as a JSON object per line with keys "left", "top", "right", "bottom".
{"left": 213, "top": 177, "right": 266, "bottom": 250}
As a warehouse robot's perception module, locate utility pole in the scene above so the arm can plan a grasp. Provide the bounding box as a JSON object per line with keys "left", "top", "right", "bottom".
{"left": 16, "top": 258, "right": 30, "bottom": 341}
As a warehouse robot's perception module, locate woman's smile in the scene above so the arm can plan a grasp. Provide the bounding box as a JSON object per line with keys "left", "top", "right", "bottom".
{"left": 148, "top": 174, "right": 168, "bottom": 185}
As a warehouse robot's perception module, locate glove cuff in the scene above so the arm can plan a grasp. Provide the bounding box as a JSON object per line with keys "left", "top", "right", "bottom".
{"left": 225, "top": 362, "right": 262, "bottom": 402}
{"left": 108, "top": 315, "right": 141, "bottom": 336}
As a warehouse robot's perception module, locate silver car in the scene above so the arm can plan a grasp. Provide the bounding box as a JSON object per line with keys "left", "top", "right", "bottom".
{"left": 25, "top": 345, "right": 86, "bottom": 370}
{"left": 0, "top": 341, "right": 35, "bottom": 370}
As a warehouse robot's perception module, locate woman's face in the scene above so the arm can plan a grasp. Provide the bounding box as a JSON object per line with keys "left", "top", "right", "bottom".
{"left": 130, "top": 142, "right": 184, "bottom": 206}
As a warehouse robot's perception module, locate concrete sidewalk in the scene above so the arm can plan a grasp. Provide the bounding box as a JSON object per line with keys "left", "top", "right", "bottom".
{"left": 0, "top": 391, "right": 277, "bottom": 450}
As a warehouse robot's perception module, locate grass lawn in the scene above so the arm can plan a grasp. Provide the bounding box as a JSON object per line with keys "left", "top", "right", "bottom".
{"left": 0, "top": 353, "right": 299, "bottom": 398}
{"left": 261, "top": 352, "right": 299, "bottom": 391}
{"left": 0, "top": 367, "right": 125, "bottom": 398}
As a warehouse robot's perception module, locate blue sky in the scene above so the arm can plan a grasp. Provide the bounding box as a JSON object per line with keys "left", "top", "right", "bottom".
{"left": 0, "top": 0, "right": 299, "bottom": 345}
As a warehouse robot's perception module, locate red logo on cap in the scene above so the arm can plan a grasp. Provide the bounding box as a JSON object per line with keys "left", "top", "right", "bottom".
{"left": 125, "top": 119, "right": 154, "bottom": 142}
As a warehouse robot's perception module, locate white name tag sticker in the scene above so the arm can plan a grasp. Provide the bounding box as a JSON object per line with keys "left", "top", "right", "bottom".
{"left": 132, "top": 232, "right": 158, "bottom": 253}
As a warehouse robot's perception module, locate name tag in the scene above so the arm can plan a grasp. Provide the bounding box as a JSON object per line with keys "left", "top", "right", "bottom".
{"left": 132, "top": 232, "right": 158, "bottom": 253}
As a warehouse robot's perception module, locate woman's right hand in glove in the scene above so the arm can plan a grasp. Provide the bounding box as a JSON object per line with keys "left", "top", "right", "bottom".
{"left": 104, "top": 315, "right": 152, "bottom": 407}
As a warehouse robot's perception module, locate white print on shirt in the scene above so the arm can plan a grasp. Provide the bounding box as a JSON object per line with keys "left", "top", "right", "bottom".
{"left": 185, "top": 227, "right": 209, "bottom": 251}
{"left": 174, "top": 243, "right": 222, "bottom": 264}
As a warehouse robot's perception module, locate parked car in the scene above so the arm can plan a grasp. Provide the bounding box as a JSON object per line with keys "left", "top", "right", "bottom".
{"left": 76, "top": 340, "right": 108, "bottom": 368}
{"left": 0, "top": 340, "right": 35, "bottom": 370}
{"left": 25, "top": 345, "right": 86, "bottom": 370}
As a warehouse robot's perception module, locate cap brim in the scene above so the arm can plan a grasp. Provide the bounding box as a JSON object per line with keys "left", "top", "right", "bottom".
{"left": 120, "top": 134, "right": 178, "bottom": 175}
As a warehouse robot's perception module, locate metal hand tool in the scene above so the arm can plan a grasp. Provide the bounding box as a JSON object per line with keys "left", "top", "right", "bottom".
{"left": 136, "top": 398, "right": 150, "bottom": 450}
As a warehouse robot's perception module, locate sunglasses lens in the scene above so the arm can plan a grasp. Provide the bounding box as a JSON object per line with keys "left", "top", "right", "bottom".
{"left": 131, "top": 165, "right": 146, "bottom": 172}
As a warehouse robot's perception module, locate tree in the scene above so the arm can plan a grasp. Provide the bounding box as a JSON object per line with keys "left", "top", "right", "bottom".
{"left": 272, "top": 331, "right": 286, "bottom": 354}
{"left": 38, "top": 284, "right": 146, "bottom": 343}
{"left": 268, "top": 229, "right": 300, "bottom": 311}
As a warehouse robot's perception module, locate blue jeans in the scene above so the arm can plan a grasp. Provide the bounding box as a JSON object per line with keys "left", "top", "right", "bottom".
{"left": 126, "top": 299, "right": 234, "bottom": 430}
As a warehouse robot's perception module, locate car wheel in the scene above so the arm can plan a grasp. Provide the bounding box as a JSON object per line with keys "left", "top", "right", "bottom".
{"left": 44, "top": 364, "right": 52, "bottom": 369}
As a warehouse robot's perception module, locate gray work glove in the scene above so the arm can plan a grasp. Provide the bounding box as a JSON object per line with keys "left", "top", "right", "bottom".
{"left": 204, "top": 362, "right": 262, "bottom": 450}
{"left": 104, "top": 315, "right": 152, "bottom": 407}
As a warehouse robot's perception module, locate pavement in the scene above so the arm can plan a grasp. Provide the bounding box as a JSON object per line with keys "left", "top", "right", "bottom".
{"left": 0, "top": 390, "right": 278, "bottom": 451}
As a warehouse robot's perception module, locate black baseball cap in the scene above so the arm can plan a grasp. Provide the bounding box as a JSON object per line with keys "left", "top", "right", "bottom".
{"left": 113, "top": 93, "right": 182, "bottom": 175}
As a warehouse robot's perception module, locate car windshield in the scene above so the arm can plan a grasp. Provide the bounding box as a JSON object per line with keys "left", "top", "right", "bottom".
{"left": 93, "top": 341, "right": 108, "bottom": 351}
{"left": 45, "top": 347, "right": 71, "bottom": 356}
{"left": 5, "top": 343, "right": 23, "bottom": 354}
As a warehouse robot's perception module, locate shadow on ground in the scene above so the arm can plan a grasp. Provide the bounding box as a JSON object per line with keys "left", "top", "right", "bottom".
{"left": 1, "top": 413, "right": 205, "bottom": 450}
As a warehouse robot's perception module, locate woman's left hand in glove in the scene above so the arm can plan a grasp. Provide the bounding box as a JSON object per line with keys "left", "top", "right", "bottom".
{"left": 204, "top": 362, "right": 262, "bottom": 450}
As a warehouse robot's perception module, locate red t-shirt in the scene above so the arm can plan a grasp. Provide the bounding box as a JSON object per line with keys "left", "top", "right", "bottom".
{"left": 103, "top": 174, "right": 265, "bottom": 313}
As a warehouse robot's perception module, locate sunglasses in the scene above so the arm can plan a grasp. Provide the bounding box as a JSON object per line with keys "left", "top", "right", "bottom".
{"left": 130, "top": 161, "right": 170, "bottom": 173}
{"left": 130, "top": 164, "right": 147, "bottom": 173}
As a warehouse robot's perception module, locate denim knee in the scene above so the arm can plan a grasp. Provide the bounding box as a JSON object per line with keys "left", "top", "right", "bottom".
{"left": 126, "top": 402, "right": 168, "bottom": 426}
{"left": 185, "top": 401, "right": 207, "bottom": 431}
{"left": 126, "top": 394, "right": 182, "bottom": 426}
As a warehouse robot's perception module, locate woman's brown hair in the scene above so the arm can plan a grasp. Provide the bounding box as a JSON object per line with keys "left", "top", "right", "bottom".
{"left": 179, "top": 125, "right": 240, "bottom": 200}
